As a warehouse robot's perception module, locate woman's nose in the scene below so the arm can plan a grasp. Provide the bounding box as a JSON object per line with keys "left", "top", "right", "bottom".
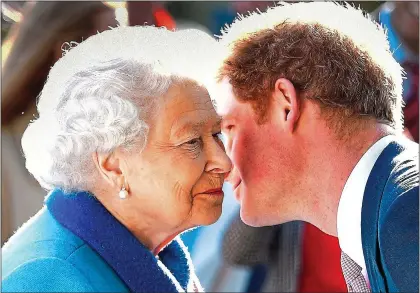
{"left": 205, "top": 141, "right": 233, "bottom": 174}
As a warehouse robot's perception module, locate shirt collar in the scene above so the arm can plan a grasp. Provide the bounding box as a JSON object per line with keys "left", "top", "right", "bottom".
{"left": 337, "top": 135, "right": 395, "bottom": 269}
{"left": 46, "top": 189, "right": 193, "bottom": 293}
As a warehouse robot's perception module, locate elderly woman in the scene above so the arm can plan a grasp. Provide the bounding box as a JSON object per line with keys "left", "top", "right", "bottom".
{"left": 1, "top": 26, "right": 231, "bottom": 292}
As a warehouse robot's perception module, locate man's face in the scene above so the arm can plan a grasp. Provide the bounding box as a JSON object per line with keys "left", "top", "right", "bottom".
{"left": 214, "top": 79, "right": 304, "bottom": 227}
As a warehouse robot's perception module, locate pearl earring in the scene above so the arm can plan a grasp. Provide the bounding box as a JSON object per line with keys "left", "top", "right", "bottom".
{"left": 119, "top": 186, "right": 128, "bottom": 199}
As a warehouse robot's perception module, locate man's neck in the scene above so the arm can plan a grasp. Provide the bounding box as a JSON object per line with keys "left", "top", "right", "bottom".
{"left": 304, "top": 122, "right": 394, "bottom": 236}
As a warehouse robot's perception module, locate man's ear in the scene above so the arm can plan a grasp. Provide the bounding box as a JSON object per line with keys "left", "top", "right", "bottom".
{"left": 272, "top": 78, "right": 300, "bottom": 133}
{"left": 92, "top": 151, "right": 125, "bottom": 189}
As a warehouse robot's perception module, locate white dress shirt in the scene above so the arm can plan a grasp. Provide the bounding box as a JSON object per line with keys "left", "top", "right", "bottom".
{"left": 337, "top": 135, "right": 395, "bottom": 282}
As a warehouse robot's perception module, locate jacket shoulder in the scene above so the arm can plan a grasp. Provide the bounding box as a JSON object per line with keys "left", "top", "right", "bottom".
{"left": 2, "top": 257, "right": 95, "bottom": 292}
{"left": 2, "top": 208, "right": 129, "bottom": 292}
{"left": 378, "top": 140, "right": 419, "bottom": 292}
{"left": 2, "top": 208, "right": 85, "bottom": 276}
{"left": 379, "top": 186, "right": 419, "bottom": 292}
{"left": 381, "top": 139, "right": 418, "bottom": 206}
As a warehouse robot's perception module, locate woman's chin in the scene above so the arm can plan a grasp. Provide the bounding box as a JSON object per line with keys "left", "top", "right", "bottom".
{"left": 194, "top": 205, "right": 223, "bottom": 226}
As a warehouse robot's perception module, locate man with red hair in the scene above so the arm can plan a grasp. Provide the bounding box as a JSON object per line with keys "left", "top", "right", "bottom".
{"left": 213, "top": 2, "right": 418, "bottom": 292}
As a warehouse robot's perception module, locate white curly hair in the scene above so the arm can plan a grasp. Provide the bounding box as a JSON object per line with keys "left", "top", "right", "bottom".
{"left": 22, "top": 25, "right": 219, "bottom": 192}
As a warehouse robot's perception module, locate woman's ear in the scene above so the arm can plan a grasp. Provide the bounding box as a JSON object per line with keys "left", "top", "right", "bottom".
{"left": 92, "top": 151, "right": 124, "bottom": 188}
{"left": 272, "top": 78, "right": 300, "bottom": 133}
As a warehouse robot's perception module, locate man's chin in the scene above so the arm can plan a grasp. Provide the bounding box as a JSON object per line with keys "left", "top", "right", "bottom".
{"left": 240, "top": 199, "right": 288, "bottom": 227}
{"left": 239, "top": 205, "right": 266, "bottom": 227}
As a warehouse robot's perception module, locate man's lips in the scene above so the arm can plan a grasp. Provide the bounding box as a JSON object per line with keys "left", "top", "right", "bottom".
{"left": 232, "top": 179, "right": 242, "bottom": 202}
{"left": 232, "top": 179, "right": 242, "bottom": 190}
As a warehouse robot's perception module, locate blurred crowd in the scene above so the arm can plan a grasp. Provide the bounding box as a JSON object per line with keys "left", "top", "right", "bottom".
{"left": 1, "top": 1, "right": 418, "bottom": 292}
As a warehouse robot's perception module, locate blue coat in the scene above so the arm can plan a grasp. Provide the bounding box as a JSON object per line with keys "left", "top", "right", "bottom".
{"left": 2, "top": 189, "right": 200, "bottom": 292}
{"left": 361, "top": 138, "right": 419, "bottom": 292}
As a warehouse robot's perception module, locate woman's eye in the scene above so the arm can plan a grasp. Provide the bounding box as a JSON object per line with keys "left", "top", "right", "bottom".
{"left": 182, "top": 137, "right": 202, "bottom": 159}
{"left": 185, "top": 138, "right": 201, "bottom": 146}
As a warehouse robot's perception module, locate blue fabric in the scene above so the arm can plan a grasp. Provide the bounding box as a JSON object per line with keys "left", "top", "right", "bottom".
{"left": 361, "top": 138, "right": 419, "bottom": 292}
{"left": 378, "top": 6, "right": 418, "bottom": 102}
{"left": 378, "top": 8, "right": 406, "bottom": 64}
{"left": 181, "top": 227, "right": 203, "bottom": 253}
{"left": 189, "top": 187, "right": 251, "bottom": 292}
{"left": 209, "top": 8, "right": 236, "bottom": 35}
{"left": 245, "top": 264, "right": 267, "bottom": 293}
{"left": 2, "top": 189, "right": 196, "bottom": 292}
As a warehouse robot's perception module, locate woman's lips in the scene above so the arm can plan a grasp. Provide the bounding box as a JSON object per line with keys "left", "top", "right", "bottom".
{"left": 201, "top": 187, "right": 224, "bottom": 196}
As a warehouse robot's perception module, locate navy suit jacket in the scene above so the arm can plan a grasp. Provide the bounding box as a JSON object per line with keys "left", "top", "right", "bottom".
{"left": 361, "top": 137, "right": 419, "bottom": 292}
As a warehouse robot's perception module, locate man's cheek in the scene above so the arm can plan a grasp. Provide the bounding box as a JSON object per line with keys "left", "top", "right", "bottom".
{"left": 238, "top": 132, "right": 270, "bottom": 181}
{"left": 230, "top": 136, "right": 245, "bottom": 165}
{"left": 231, "top": 134, "right": 255, "bottom": 175}
{"left": 222, "top": 133, "right": 233, "bottom": 157}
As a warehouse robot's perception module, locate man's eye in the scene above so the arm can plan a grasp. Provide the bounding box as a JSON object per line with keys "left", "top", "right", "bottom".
{"left": 223, "top": 124, "right": 234, "bottom": 132}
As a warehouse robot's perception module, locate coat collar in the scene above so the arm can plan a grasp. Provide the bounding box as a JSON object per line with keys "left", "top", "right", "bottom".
{"left": 46, "top": 189, "right": 193, "bottom": 293}
{"left": 361, "top": 138, "right": 418, "bottom": 292}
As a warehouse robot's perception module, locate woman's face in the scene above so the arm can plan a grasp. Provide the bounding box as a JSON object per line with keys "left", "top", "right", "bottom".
{"left": 122, "top": 80, "right": 232, "bottom": 232}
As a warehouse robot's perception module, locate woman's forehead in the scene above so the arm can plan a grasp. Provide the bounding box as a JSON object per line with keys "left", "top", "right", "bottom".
{"left": 170, "top": 115, "right": 221, "bottom": 139}
{"left": 152, "top": 81, "right": 220, "bottom": 135}
{"left": 162, "top": 81, "right": 215, "bottom": 115}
